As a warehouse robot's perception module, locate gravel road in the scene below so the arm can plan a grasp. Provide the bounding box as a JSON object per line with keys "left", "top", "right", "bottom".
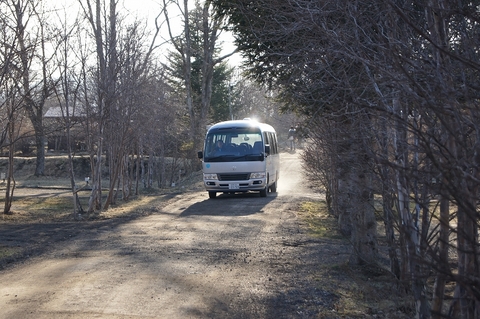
{"left": 0, "top": 151, "right": 347, "bottom": 319}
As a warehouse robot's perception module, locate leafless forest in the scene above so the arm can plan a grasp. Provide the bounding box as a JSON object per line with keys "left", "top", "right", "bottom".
{"left": 1, "top": 0, "right": 480, "bottom": 318}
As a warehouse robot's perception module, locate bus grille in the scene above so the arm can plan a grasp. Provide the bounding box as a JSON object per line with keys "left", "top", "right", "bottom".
{"left": 218, "top": 173, "right": 250, "bottom": 181}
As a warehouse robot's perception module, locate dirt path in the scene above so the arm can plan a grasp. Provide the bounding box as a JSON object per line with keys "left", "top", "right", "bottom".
{"left": 0, "top": 151, "right": 348, "bottom": 318}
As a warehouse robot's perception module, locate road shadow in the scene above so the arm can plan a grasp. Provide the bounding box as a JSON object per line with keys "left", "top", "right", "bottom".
{"left": 0, "top": 192, "right": 180, "bottom": 270}
{"left": 179, "top": 192, "right": 277, "bottom": 217}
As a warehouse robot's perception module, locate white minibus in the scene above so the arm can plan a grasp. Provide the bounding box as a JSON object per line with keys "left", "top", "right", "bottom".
{"left": 197, "top": 119, "right": 280, "bottom": 198}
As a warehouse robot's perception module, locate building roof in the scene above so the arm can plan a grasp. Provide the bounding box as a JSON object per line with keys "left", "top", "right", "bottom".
{"left": 44, "top": 106, "right": 87, "bottom": 118}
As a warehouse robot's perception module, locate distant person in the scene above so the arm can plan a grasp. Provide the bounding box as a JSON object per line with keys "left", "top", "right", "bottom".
{"left": 288, "top": 126, "right": 296, "bottom": 151}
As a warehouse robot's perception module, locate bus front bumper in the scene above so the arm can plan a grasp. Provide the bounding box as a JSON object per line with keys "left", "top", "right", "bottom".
{"left": 203, "top": 179, "right": 266, "bottom": 192}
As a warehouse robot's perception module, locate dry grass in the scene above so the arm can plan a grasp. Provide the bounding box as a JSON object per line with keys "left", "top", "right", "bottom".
{"left": 297, "top": 201, "right": 343, "bottom": 239}
{"left": 0, "top": 189, "right": 173, "bottom": 223}
{"left": 0, "top": 245, "right": 23, "bottom": 260}
{"left": 0, "top": 168, "right": 203, "bottom": 223}
{"left": 296, "top": 200, "right": 414, "bottom": 319}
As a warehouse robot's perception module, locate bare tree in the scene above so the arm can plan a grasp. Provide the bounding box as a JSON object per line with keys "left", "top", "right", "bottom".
{"left": 50, "top": 6, "right": 86, "bottom": 219}
{"left": 1, "top": 89, "right": 27, "bottom": 215}
{"left": 78, "top": 0, "right": 168, "bottom": 211}
{"left": 0, "top": 0, "right": 36, "bottom": 214}
{"left": 79, "top": 0, "right": 119, "bottom": 213}
{"left": 103, "top": 20, "right": 163, "bottom": 208}
{"left": 5, "top": 0, "right": 56, "bottom": 176}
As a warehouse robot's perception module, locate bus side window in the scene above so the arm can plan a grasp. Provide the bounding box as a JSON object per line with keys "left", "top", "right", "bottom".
{"left": 269, "top": 133, "right": 274, "bottom": 154}
{"left": 265, "top": 132, "right": 277, "bottom": 154}
{"left": 272, "top": 133, "right": 278, "bottom": 154}
{"left": 269, "top": 132, "right": 274, "bottom": 154}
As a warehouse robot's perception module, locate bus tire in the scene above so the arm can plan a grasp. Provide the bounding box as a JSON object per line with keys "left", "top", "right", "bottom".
{"left": 208, "top": 191, "right": 217, "bottom": 199}
{"left": 270, "top": 181, "right": 277, "bottom": 193}
{"left": 259, "top": 187, "right": 267, "bottom": 197}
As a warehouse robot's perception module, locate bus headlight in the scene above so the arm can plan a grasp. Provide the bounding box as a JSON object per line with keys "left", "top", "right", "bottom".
{"left": 250, "top": 172, "right": 266, "bottom": 179}
{"left": 203, "top": 173, "right": 218, "bottom": 180}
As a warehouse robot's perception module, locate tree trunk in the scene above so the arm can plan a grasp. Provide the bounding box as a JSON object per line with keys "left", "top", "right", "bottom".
{"left": 431, "top": 196, "right": 450, "bottom": 318}
{"left": 348, "top": 135, "right": 378, "bottom": 265}
{"left": 336, "top": 134, "right": 354, "bottom": 237}
{"left": 334, "top": 117, "right": 378, "bottom": 265}
{"left": 452, "top": 172, "right": 478, "bottom": 318}
{"left": 3, "top": 137, "right": 15, "bottom": 215}
{"left": 381, "top": 175, "right": 401, "bottom": 278}
{"left": 34, "top": 131, "right": 46, "bottom": 176}
{"left": 66, "top": 139, "right": 84, "bottom": 220}
{"left": 135, "top": 143, "right": 140, "bottom": 194}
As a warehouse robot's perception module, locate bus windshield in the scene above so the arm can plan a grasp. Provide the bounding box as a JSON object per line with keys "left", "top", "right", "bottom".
{"left": 204, "top": 129, "right": 264, "bottom": 162}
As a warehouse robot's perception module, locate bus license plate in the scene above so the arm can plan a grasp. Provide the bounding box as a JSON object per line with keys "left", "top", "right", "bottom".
{"left": 229, "top": 183, "right": 239, "bottom": 190}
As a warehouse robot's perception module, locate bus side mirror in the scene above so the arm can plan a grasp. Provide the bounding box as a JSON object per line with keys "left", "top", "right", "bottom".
{"left": 197, "top": 151, "right": 203, "bottom": 159}
{"left": 264, "top": 145, "right": 270, "bottom": 155}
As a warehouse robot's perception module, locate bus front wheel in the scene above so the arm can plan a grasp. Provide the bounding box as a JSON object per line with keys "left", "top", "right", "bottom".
{"left": 270, "top": 181, "right": 277, "bottom": 193}
{"left": 208, "top": 191, "right": 217, "bottom": 199}
{"left": 259, "top": 188, "right": 267, "bottom": 197}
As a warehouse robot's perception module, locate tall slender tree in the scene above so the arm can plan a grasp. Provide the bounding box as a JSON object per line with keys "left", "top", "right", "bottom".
{"left": 163, "top": 0, "right": 236, "bottom": 167}
{"left": 79, "top": 0, "right": 117, "bottom": 213}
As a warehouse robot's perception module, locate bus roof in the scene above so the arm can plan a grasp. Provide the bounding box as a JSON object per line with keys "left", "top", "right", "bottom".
{"left": 207, "top": 119, "right": 275, "bottom": 133}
